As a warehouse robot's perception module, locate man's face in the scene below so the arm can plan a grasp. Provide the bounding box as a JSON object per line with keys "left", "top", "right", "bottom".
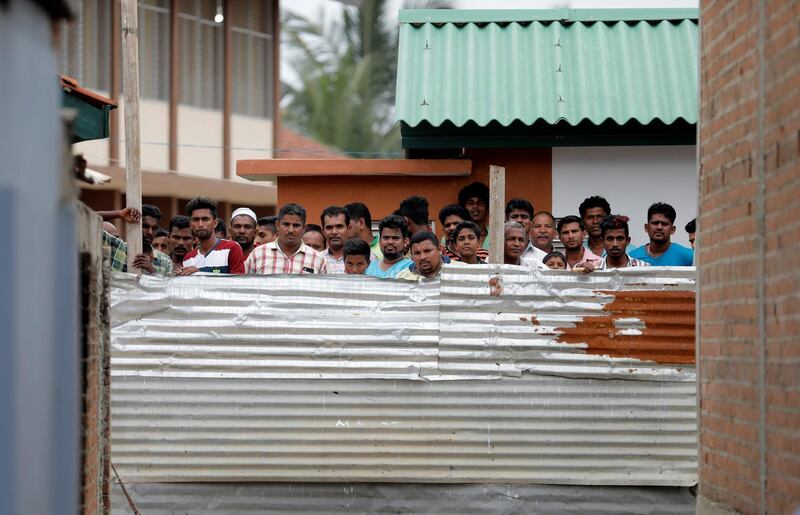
{"left": 347, "top": 217, "right": 365, "bottom": 240}
{"left": 464, "top": 197, "right": 487, "bottom": 225}
{"left": 190, "top": 209, "right": 215, "bottom": 241}
{"left": 380, "top": 227, "right": 407, "bottom": 260}
{"left": 603, "top": 228, "right": 630, "bottom": 259}
{"left": 345, "top": 255, "right": 369, "bottom": 274}
{"left": 231, "top": 215, "right": 256, "bottom": 249}
{"left": 559, "top": 222, "right": 585, "bottom": 251}
{"left": 454, "top": 228, "right": 479, "bottom": 260}
{"left": 279, "top": 214, "right": 305, "bottom": 249}
{"left": 688, "top": 232, "right": 696, "bottom": 249}
{"left": 504, "top": 227, "right": 526, "bottom": 260}
{"left": 256, "top": 225, "right": 276, "bottom": 245}
{"left": 411, "top": 239, "right": 442, "bottom": 277}
{"left": 169, "top": 227, "right": 193, "bottom": 259}
{"left": 583, "top": 207, "right": 608, "bottom": 239}
{"left": 323, "top": 214, "right": 348, "bottom": 251}
{"left": 532, "top": 213, "right": 556, "bottom": 251}
{"left": 544, "top": 255, "right": 566, "bottom": 269}
{"left": 442, "top": 215, "right": 465, "bottom": 241}
{"left": 645, "top": 213, "right": 675, "bottom": 245}
{"left": 141, "top": 215, "right": 160, "bottom": 245}
{"left": 507, "top": 209, "right": 532, "bottom": 233}
{"left": 152, "top": 235, "right": 169, "bottom": 254}
{"left": 302, "top": 232, "right": 325, "bottom": 251}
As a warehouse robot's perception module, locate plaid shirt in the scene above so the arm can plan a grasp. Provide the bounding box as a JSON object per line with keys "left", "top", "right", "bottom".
{"left": 244, "top": 240, "right": 328, "bottom": 275}
{"left": 103, "top": 231, "right": 173, "bottom": 275}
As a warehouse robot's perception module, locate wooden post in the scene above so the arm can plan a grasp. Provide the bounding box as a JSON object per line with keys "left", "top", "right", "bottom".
{"left": 168, "top": 0, "right": 180, "bottom": 172}
{"left": 488, "top": 165, "right": 506, "bottom": 264}
{"left": 222, "top": 0, "right": 232, "bottom": 179}
{"left": 121, "top": 0, "right": 143, "bottom": 268}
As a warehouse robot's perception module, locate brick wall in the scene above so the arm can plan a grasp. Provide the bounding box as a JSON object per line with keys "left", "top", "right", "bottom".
{"left": 698, "top": 1, "right": 799, "bottom": 513}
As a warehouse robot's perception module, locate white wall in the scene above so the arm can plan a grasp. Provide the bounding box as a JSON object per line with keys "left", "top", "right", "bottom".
{"left": 178, "top": 105, "right": 223, "bottom": 179}
{"left": 552, "top": 146, "right": 697, "bottom": 248}
{"left": 231, "top": 114, "right": 273, "bottom": 184}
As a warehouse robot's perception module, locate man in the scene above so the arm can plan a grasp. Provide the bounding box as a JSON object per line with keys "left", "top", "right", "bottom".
{"left": 579, "top": 196, "right": 612, "bottom": 257}
{"left": 398, "top": 196, "right": 431, "bottom": 235}
{"left": 504, "top": 222, "right": 546, "bottom": 269}
{"left": 230, "top": 207, "right": 258, "bottom": 259}
{"left": 630, "top": 202, "right": 694, "bottom": 266}
{"left": 167, "top": 215, "right": 193, "bottom": 268}
{"left": 506, "top": 198, "right": 547, "bottom": 263}
{"left": 179, "top": 197, "right": 245, "bottom": 275}
{"left": 152, "top": 228, "right": 169, "bottom": 255}
{"left": 97, "top": 205, "right": 173, "bottom": 275}
{"left": 439, "top": 204, "right": 490, "bottom": 261}
{"left": 345, "top": 202, "right": 382, "bottom": 260}
{"left": 597, "top": 215, "right": 649, "bottom": 269}
{"left": 397, "top": 232, "right": 447, "bottom": 281}
{"left": 245, "top": 203, "right": 328, "bottom": 275}
{"left": 685, "top": 218, "right": 696, "bottom": 249}
{"left": 214, "top": 218, "right": 228, "bottom": 239}
{"left": 320, "top": 206, "right": 350, "bottom": 274}
{"left": 256, "top": 216, "right": 278, "bottom": 245}
{"left": 557, "top": 215, "right": 601, "bottom": 271}
{"left": 302, "top": 224, "right": 326, "bottom": 252}
{"left": 452, "top": 221, "right": 485, "bottom": 264}
{"left": 365, "top": 215, "right": 412, "bottom": 279}
{"left": 343, "top": 238, "right": 371, "bottom": 275}
{"left": 458, "top": 181, "right": 490, "bottom": 249}
{"left": 531, "top": 211, "right": 557, "bottom": 253}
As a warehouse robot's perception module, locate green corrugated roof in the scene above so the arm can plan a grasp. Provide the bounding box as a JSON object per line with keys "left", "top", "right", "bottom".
{"left": 396, "top": 9, "right": 698, "bottom": 131}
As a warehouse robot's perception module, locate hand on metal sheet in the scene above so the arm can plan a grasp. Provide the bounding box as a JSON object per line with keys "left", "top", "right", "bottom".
{"left": 119, "top": 207, "right": 141, "bottom": 223}
{"left": 489, "top": 275, "right": 503, "bottom": 296}
{"left": 175, "top": 265, "right": 199, "bottom": 276}
{"left": 572, "top": 261, "right": 596, "bottom": 273}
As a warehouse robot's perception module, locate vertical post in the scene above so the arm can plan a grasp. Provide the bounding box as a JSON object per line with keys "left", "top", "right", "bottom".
{"left": 109, "top": 0, "right": 121, "bottom": 164}
{"left": 488, "top": 165, "right": 506, "bottom": 264}
{"left": 168, "top": 0, "right": 180, "bottom": 172}
{"left": 271, "top": 0, "right": 280, "bottom": 158}
{"left": 222, "top": 0, "right": 232, "bottom": 179}
{"left": 121, "top": 0, "right": 143, "bottom": 267}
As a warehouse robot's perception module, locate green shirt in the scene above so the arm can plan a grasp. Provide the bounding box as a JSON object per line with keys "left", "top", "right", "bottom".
{"left": 370, "top": 235, "right": 383, "bottom": 260}
{"left": 103, "top": 231, "right": 173, "bottom": 275}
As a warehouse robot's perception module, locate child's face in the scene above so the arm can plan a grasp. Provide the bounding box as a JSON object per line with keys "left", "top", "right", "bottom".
{"left": 345, "top": 255, "right": 369, "bottom": 274}
{"left": 545, "top": 256, "right": 566, "bottom": 270}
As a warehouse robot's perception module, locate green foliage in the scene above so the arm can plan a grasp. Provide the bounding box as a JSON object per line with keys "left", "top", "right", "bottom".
{"left": 281, "top": 0, "right": 450, "bottom": 157}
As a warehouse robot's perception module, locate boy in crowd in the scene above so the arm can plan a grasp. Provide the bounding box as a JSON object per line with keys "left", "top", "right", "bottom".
{"left": 302, "top": 224, "right": 326, "bottom": 252}
{"left": 543, "top": 251, "right": 567, "bottom": 270}
{"left": 214, "top": 217, "right": 228, "bottom": 239}
{"left": 579, "top": 196, "right": 611, "bottom": 257}
{"left": 398, "top": 196, "right": 431, "bottom": 236}
{"left": 397, "top": 232, "right": 448, "bottom": 281}
{"left": 245, "top": 203, "right": 327, "bottom": 275}
{"left": 439, "top": 204, "right": 489, "bottom": 262}
{"left": 230, "top": 207, "right": 258, "bottom": 259}
{"left": 630, "top": 202, "right": 694, "bottom": 266}
{"left": 256, "top": 216, "right": 278, "bottom": 245}
{"left": 557, "top": 215, "right": 602, "bottom": 271}
{"left": 343, "top": 239, "right": 371, "bottom": 275}
{"left": 366, "top": 215, "right": 412, "bottom": 279}
{"left": 179, "top": 197, "right": 245, "bottom": 275}
{"left": 598, "top": 215, "right": 649, "bottom": 269}
{"left": 685, "top": 218, "right": 696, "bottom": 249}
{"left": 452, "top": 221, "right": 485, "bottom": 265}
{"left": 151, "top": 228, "right": 169, "bottom": 255}
{"left": 458, "top": 181, "right": 490, "bottom": 249}
{"left": 345, "top": 202, "right": 382, "bottom": 260}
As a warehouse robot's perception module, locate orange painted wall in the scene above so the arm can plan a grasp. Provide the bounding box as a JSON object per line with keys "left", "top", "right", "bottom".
{"left": 276, "top": 148, "right": 552, "bottom": 237}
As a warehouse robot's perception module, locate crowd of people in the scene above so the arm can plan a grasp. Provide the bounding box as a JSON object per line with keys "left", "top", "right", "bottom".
{"left": 98, "top": 181, "right": 696, "bottom": 281}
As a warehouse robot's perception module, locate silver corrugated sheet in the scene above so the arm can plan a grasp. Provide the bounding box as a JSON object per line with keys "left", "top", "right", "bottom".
{"left": 110, "top": 266, "right": 697, "bottom": 486}
{"left": 111, "top": 481, "right": 697, "bottom": 514}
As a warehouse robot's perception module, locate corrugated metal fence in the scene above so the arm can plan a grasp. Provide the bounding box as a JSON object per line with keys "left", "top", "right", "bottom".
{"left": 110, "top": 265, "right": 697, "bottom": 486}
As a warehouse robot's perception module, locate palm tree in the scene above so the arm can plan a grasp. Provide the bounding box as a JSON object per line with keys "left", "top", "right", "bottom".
{"left": 281, "top": 0, "right": 450, "bottom": 158}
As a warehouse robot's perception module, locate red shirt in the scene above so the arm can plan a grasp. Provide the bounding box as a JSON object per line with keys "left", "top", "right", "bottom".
{"left": 182, "top": 239, "right": 245, "bottom": 274}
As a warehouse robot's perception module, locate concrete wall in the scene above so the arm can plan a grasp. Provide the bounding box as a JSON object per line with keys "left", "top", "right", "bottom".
{"left": 552, "top": 146, "right": 698, "bottom": 248}
{"left": 697, "top": 0, "right": 799, "bottom": 513}
{"left": 231, "top": 114, "right": 273, "bottom": 184}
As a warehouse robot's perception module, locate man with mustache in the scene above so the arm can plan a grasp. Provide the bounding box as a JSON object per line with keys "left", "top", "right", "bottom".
{"left": 230, "top": 207, "right": 258, "bottom": 259}
{"left": 397, "top": 232, "right": 448, "bottom": 281}
{"left": 178, "top": 197, "right": 245, "bottom": 275}
{"left": 630, "top": 202, "right": 694, "bottom": 266}
{"left": 503, "top": 222, "right": 546, "bottom": 269}
{"left": 245, "top": 203, "right": 328, "bottom": 275}
{"left": 167, "top": 215, "right": 193, "bottom": 269}
{"left": 531, "top": 211, "right": 557, "bottom": 253}
{"left": 557, "top": 215, "right": 601, "bottom": 272}
{"left": 320, "top": 206, "right": 350, "bottom": 274}
{"left": 365, "top": 215, "right": 412, "bottom": 279}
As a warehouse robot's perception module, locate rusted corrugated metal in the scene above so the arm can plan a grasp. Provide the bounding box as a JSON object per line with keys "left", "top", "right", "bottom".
{"left": 110, "top": 266, "right": 697, "bottom": 485}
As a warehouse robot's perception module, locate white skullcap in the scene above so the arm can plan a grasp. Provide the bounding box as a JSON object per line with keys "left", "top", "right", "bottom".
{"left": 230, "top": 207, "right": 257, "bottom": 224}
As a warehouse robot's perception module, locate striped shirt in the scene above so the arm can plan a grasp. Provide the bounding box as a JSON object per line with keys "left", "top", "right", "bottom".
{"left": 182, "top": 239, "right": 245, "bottom": 274}
{"left": 322, "top": 249, "right": 346, "bottom": 274}
{"left": 245, "top": 240, "right": 328, "bottom": 275}
{"left": 598, "top": 254, "right": 650, "bottom": 269}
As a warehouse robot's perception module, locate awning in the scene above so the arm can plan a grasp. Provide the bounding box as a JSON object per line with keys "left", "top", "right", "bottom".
{"left": 60, "top": 75, "right": 117, "bottom": 143}
{"left": 396, "top": 9, "right": 698, "bottom": 148}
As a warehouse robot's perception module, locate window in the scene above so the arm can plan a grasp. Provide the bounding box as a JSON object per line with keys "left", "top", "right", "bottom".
{"left": 179, "top": 0, "right": 223, "bottom": 110}
{"left": 56, "top": 0, "right": 111, "bottom": 92}
{"left": 138, "top": 0, "right": 170, "bottom": 100}
{"left": 231, "top": 0, "right": 275, "bottom": 118}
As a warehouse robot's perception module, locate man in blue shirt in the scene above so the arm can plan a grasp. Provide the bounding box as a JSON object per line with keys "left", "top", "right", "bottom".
{"left": 366, "top": 215, "right": 413, "bottom": 278}
{"left": 630, "top": 202, "right": 694, "bottom": 266}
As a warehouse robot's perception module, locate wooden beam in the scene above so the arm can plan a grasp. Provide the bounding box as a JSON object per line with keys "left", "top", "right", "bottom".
{"left": 169, "top": 0, "right": 180, "bottom": 172}
{"left": 109, "top": 0, "right": 121, "bottom": 164}
{"left": 271, "top": 0, "right": 280, "bottom": 158}
{"left": 121, "top": 0, "right": 143, "bottom": 267}
{"left": 237, "top": 159, "right": 473, "bottom": 179}
{"left": 488, "top": 165, "right": 506, "bottom": 264}
{"left": 222, "top": 0, "right": 232, "bottom": 179}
